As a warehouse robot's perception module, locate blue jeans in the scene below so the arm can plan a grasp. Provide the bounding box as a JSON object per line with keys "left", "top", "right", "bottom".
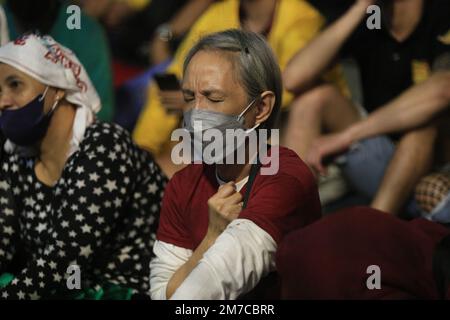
{"left": 339, "top": 136, "right": 395, "bottom": 200}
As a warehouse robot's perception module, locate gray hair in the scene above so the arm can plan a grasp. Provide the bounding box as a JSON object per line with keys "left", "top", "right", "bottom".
{"left": 183, "top": 29, "right": 282, "bottom": 131}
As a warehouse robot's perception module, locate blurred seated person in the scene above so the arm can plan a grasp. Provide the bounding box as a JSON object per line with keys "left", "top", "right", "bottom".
{"left": 0, "top": 35, "right": 166, "bottom": 300}
{"left": 149, "top": 30, "right": 321, "bottom": 299}
{"left": 78, "top": 0, "right": 214, "bottom": 69}
{"left": 78, "top": 0, "right": 151, "bottom": 28}
{"left": 282, "top": 0, "right": 450, "bottom": 216}
{"left": 0, "top": 0, "right": 115, "bottom": 121}
{"left": 132, "top": 0, "right": 349, "bottom": 177}
{"left": 277, "top": 206, "right": 450, "bottom": 299}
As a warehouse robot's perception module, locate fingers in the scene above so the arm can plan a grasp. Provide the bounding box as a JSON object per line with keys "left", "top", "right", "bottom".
{"left": 159, "top": 90, "right": 182, "bottom": 100}
{"left": 226, "top": 204, "right": 243, "bottom": 217}
{"left": 217, "top": 182, "right": 237, "bottom": 197}
{"left": 159, "top": 90, "right": 185, "bottom": 111}
{"left": 224, "top": 191, "right": 243, "bottom": 206}
{"left": 209, "top": 183, "right": 244, "bottom": 215}
{"left": 217, "top": 183, "right": 244, "bottom": 203}
{"left": 307, "top": 148, "right": 327, "bottom": 177}
{"left": 207, "top": 182, "right": 245, "bottom": 234}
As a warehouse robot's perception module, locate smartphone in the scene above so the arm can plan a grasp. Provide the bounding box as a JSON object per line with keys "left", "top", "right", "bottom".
{"left": 154, "top": 73, "right": 181, "bottom": 91}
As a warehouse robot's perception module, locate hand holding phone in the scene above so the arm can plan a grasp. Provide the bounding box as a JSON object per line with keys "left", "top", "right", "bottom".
{"left": 154, "top": 73, "right": 185, "bottom": 113}
{"left": 154, "top": 73, "right": 181, "bottom": 91}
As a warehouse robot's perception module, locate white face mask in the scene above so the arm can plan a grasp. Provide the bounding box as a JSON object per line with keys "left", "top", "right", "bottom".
{"left": 183, "top": 98, "right": 261, "bottom": 164}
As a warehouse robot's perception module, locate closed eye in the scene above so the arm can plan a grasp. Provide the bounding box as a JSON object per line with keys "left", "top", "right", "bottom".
{"left": 11, "top": 81, "right": 20, "bottom": 89}
{"left": 7, "top": 79, "right": 22, "bottom": 90}
{"left": 183, "top": 96, "right": 195, "bottom": 103}
{"left": 208, "top": 97, "right": 224, "bottom": 103}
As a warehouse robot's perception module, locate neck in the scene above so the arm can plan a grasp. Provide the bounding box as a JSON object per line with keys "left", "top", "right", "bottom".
{"left": 389, "top": 0, "right": 423, "bottom": 42}
{"left": 241, "top": 0, "right": 277, "bottom": 33}
{"left": 215, "top": 142, "right": 258, "bottom": 182}
{"left": 38, "top": 102, "right": 76, "bottom": 179}
{"left": 216, "top": 162, "right": 252, "bottom": 183}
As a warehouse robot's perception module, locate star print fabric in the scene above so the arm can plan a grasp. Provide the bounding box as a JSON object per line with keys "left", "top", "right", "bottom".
{"left": 0, "top": 122, "right": 166, "bottom": 299}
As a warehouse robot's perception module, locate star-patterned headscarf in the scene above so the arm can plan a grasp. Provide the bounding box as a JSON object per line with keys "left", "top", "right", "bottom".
{"left": 0, "top": 34, "right": 101, "bottom": 156}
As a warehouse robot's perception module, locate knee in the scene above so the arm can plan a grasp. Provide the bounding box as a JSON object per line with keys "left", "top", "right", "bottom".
{"left": 290, "top": 84, "right": 340, "bottom": 119}
{"left": 429, "top": 72, "right": 450, "bottom": 105}
{"left": 397, "top": 126, "right": 438, "bottom": 154}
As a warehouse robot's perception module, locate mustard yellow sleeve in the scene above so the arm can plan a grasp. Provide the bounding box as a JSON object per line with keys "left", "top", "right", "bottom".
{"left": 278, "top": 19, "right": 324, "bottom": 107}
{"left": 275, "top": 1, "right": 350, "bottom": 107}
{"left": 132, "top": 83, "right": 181, "bottom": 155}
{"left": 116, "top": 0, "right": 151, "bottom": 11}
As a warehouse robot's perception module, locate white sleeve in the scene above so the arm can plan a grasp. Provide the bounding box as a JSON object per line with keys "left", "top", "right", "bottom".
{"left": 149, "top": 240, "right": 193, "bottom": 300}
{"left": 170, "top": 219, "right": 277, "bottom": 300}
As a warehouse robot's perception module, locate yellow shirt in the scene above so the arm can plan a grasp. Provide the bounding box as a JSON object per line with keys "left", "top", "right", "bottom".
{"left": 133, "top": 0, "right": 348, "bottom": 154}
{"left": 116, "top": 0, "right": 151, "bottom": 11}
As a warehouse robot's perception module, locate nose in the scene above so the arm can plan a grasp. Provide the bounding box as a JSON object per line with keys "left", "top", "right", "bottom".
{"left": 192, "top": 96, "right": 210, "bottom": 111}
{"left": 0, "top": 93, "right": 14, "bottom": 111}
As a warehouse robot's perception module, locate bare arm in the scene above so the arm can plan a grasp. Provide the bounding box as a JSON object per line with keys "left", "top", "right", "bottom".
{"left": 346, "top": 71, "right": 450, "bottom": 143}
{"left": 283, "top": 0, "right": 372, "bottom": 93}
{"left": 306, "top": 71, "right": 450, "bottom": 176}
{"left": 150, "top": 0, "right": 213, "bottom": 65}
{"left": 167, "top": 0, "right": 214, "bottom": 38}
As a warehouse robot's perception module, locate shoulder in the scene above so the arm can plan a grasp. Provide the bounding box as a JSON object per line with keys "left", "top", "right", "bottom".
{"left": 83, "top": 121, "right": 131, "bottom": 146}
{"left": 202, "top": 0, "right": 238, "bottom": 17}
{"left": 78, "top": 121, "right": 142, "bottom": 164}
{"left": 68, "top": 121, "right": 161, "bottom": 183}
{"left": 281, "top": 0, "right": 322, "bottom": 16}
{"left": 264, "top": 146, "right": 312, "bottom": 175}
{"left": 273, "top": 0, "right": 324, "bottom": 44}
{"left": 187, "top": 0, "right": 238, "bottom": 32}
{"left": 278, "top": 0, "right": 323, "bottom": 24}
{"left": 168, "top": 163, "right": 207, "bottom": 191}
{"left": 259, "top": 146, "right": 317, "bottom": 192}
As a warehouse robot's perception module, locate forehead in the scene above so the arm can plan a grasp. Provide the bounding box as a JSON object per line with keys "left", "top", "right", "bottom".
{"left": 183, "top": 50, "right": 242, "bottom": 90}
{"left": 0, "top": 63, "right": 37, "bottom": 83}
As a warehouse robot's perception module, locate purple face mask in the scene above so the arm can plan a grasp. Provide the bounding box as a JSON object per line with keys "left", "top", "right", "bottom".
{"left": 0, "top": 86, "right": 58, "bottom": 146}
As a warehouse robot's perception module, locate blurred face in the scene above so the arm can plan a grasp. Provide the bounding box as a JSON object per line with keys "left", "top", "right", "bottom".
{"left": 182, "top": 50, "right": 258, "bottom": 127}
{"left": 0, "top": 63, "right": 60, "bottom": 113}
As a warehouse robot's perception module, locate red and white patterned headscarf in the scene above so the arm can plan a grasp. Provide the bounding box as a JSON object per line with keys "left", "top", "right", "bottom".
{"left": 0, "top": 34, "right": 101, "bottom": 155}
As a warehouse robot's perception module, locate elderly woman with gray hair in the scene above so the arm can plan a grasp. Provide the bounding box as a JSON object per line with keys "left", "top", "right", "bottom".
{"left": 0, "top": 34, "right": 166, "bottom": 299}
{"left": 149, "top": 29, "right": 321, "bottom": 300}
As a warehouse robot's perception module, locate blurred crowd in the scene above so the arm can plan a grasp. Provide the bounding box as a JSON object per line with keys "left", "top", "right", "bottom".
{"left": 56, "top": 0, "right": 449, "bottom": 218}
{"left": 0, "top": 0, "right": 449, "bottom": 300}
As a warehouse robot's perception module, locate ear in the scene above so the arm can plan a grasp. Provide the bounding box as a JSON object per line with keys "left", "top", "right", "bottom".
{"left": 255, "top": 90, "right": 275, "bottom": 125}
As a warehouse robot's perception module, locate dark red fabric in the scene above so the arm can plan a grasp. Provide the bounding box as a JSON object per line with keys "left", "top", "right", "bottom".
{"left": 157, "top": 146, "right": 321, "bottom": 250}
{"left": 112, "top": 59, "right": 145, "bottom": 88}
{"left": 276, "top": 207, "right": 450, "bottom": 300}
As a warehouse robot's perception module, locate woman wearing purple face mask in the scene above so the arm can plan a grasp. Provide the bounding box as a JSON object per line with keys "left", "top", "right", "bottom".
{"left": 0, "top": 34, "right": 166, "bottom": 300}
{"left": 0, "top": 85, "right": 60, "bottom": 147}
